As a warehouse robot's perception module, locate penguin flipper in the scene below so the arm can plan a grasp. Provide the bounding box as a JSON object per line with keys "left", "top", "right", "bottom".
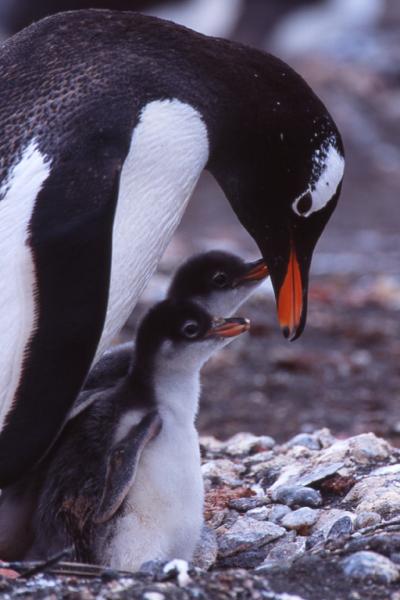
{"left": 0, "top": 153, "right": 123, "bottom": 487}
{"left": 84, "top": 343, "right": 134, "bottom": 391}
{"left": 69, "top": 342, "right": 135, "bottom": 419}
{"left": 94, "top": 411, "right": 162, "bottom": 524}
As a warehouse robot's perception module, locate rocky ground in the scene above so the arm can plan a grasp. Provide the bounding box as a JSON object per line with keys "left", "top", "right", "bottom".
{"left": 2, "top": 2, "right": 399, "bottom": 598}
{"left": 3, "top": 429, "right": 400, "bottom": 599}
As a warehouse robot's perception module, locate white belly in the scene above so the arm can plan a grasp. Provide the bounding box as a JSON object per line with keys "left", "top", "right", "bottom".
{"left": 0, "top": 142, "right": 51, "bottom": 432}
{"left": 96, "top": 100, "right": 209, "bottom": 359}
{"left": 102, "top": 421, "right": 204, "bottom": 572}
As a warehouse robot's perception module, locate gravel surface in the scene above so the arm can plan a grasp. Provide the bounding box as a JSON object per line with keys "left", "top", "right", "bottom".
{"left": 4, "top": 429, "right": 400, "bottom": 599}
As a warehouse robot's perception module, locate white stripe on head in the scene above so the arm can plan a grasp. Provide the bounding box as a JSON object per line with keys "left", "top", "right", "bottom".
{"left": 292, "top": 140, "right": 344, "bottom": 218}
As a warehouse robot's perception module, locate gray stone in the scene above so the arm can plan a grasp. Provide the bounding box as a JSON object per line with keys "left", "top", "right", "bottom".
{"left": 342, "top": 551, "right": 399, "bottom": 583}
{"left": 201, "top": 459, "right": 245, "bottom": 486}
{"left": 257, "top": 535, "right": 306, "bottom": 570}
{"left": 228, "top": 496, "right": 269, "bottom": 512}
{"left": 281, "top": 507, "right": 318, "bottom": 531}
{"left": 354, "top": 512, "right": 382, "bottom": 530}
{"left": 312, "top": 509, "right": 355, "bottom": 538}
{"left": 295, "top": 462, "right": 344, "bottom": 487}
{"left": 318, "top": 433, "right": 390, "bottom": 466}
{"left": 217, "top": 516, "right": 285, "bottom": 557}
{"left": 192, "top": 526, "right": 218, "bottom": 570}
{"left": 305, "top": 530, "right": 325, "bottom": 550}
{"left": 286, "top": 433, "right": 321, "bottom": 451}
{"left": 268, "top": 504, "right": 292, "bottom": 523}
{"left": 345, "top": 475, "right": 400, "bottom": 518}
{"left": 247, "top": 506, "right": 270, "bottom": 521}
{"left": 223, "top": 433, "right": 275, "bottom": 456}
{"left": 327, "top": 516, "right": 353, "bottom": 539}
{"left": 272, "top": 485, "right": 322, "bottom": 508}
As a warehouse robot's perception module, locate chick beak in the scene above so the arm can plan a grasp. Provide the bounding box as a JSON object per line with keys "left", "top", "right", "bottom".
{"left": 207, "top": 317, "right": 251, "bottom": 338}
{"left": 238, "top": 258, "right": 269, "bottom": 284}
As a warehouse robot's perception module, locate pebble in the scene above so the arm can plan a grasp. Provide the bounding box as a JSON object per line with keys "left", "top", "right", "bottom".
{"left": 354, "top": 512, "right": 382, "bottom": 530}
{"left": 229, "top": 496, "right": 269, "bottom": 512}
{"left": 223, "top": 433, "right": 275, "bottom": 456}
{"left": 201, "top": 459, "right": 245, "bottom": 486}
{"left": 345, "top": 475, "right": 400, "bottom": 518}
{"left": 247, "top": 506, "right": 270, "bottom": 521}
{"left": 268, "top": 504, "right": 292, "bottom": 524}
{"left": 257, "top": 535, "right": 306, "bottom": 570}
{"left": 318, "top": 433, "right": 390, "bottom": 466}
{"left": 192, "top": 526, "right": 218, "bottom": 570}
{"left": 218, "top": 517, "right": 285, "bottom": 557}
{"left": 327, "top": 516, "right": 353, "bottom": 539}
{"left": 271, "top": 485, "right": 322, "bottom": 508}
{"left": 286, "top": 433, "right": 321, "bottom": 451}
{"left": 295, "top": 462, "right": 344, "bottom": 487}
{"left": 281, "top": 507, "right": 318, "bottom": 532}
{"left": 341, "top": 551, "right": 399, "bottom": 584}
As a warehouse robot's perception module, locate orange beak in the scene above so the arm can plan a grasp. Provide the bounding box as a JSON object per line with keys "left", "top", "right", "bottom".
{"left": 239, "top": 259, "right": 269, "bottom": 283}
{"left": 277, "top": 247, "right": 303, "bottom": 340}
{"left": 208, "top": 317, "right": 251, "bottom": 338}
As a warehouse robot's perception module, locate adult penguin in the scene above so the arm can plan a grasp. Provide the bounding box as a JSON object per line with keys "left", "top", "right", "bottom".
{"left": 0, "top": 10, "right": 344, "bottom": 485}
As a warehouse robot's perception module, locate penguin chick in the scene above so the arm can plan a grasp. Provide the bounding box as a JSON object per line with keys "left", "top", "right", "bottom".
{"left": 25, "top": 300, "right": 250, "bottom": 570}
{"left": 81, "top": 251, "right": 267, "bottom": 397}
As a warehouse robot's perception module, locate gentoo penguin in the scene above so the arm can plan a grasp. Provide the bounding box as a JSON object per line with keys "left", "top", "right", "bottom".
{"left": 0, "top": 250, "right": 262, "bottom": 561}
{"left": 0, "top": 10, "right": 344, "bottom": 485}
{"left": 5, "top": 300, "right": 250, "bottom": 568}
{"left": 81, "top": 250, "right": 267, "bottom": 397}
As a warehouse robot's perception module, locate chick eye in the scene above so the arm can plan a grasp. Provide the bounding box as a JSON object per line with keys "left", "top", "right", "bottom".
{"left": 212, "top": 272, "right": 228, "bottom": 288}
{"left": 181, "top": 320, "right": 200, "bottom": 339}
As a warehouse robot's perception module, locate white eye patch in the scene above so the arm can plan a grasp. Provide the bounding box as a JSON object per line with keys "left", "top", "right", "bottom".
{"left": 292, "top": 143, "right": 345, "bottom": 218}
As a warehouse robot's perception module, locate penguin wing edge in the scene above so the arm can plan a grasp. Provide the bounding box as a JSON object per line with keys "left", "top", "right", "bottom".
{"left": 94, "top": 411, "right": 162, "bottom": 524}
{"left": 0, "top": 153, "right": 124, "bottom": 487}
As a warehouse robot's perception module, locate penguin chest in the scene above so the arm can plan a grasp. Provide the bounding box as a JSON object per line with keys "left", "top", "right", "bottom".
{"left": 103, "top": 423, "right": 204, "bottom": 571}
{"left": 97, "top": 100, "right": 209, "bottom": 357}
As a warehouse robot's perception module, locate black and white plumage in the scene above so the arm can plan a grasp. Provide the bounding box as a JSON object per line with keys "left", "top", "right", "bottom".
{"left": 0, "top": 300, "right": 250, "bottom": 569}
{"left": 0, "top": 10, "right": 344, "bottom": 485}
{"left": 79, "top": 250, "right": 267, "bottom": 405}
{"left": 0, "top": 249, "right": 264, "bottom": 563}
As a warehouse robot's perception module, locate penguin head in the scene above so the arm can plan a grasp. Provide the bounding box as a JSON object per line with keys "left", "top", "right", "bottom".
{"left": 167, "top": 250, "right": 268, "bottom": 317}
{"left": 208, "top": 52, "right": 345, "bottom": 341}
{"left": 135, "top": 299, "right": 250, "bottom": 372}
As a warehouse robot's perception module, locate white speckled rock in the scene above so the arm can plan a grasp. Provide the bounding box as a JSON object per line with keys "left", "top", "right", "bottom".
{"left": 281, "top": 507, "right": 319, "bottom": 531}
{"left": 246, "top": 506, "right": 271, "bottom": 521}
{"left": 223, "top": 433, "right": 275, "bottom": 456}
{"left": 201, "top": 459, "right": 245, "bottom": 486}
{"left": 312, "top": 509, "right": 356, "bottom": 538}
{"left": 344, "top": 474, "right": 400, "bottom": 517}
{"left": 317, "top": 433, "right": 390, "bottom": 466}
{"left": 342, "top": 551, "right": 399, "bottom": 583}
{"left": 218, "top": 517, "right": 285, "bottom": 557}
{"left": 354, "top": 511, "right": 382, "bottom": 530}
{"left": 257, "top": 535, "right": 306, "bottom": 571}
{"left": 286, "top": 433, "right": 321, "bottom": 451}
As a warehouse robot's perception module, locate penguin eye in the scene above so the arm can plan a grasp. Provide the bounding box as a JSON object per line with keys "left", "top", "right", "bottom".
{"left": 181, "top": 320, "right": 200, "bottom": 339}
{"left": 212, "top": 272, "right": 229, "bottom": 289}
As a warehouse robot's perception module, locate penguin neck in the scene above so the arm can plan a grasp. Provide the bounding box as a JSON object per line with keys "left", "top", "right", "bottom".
{"left": 129, "top": 346, "right": 202, "bottom": 427}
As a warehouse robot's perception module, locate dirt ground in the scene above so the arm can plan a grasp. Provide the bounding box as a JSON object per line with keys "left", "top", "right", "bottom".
{"left": 121, "top": 1, "right": 400, "bottom": 445}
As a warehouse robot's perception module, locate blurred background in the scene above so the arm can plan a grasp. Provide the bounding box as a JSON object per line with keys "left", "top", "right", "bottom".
{"left": 2, "top": 0, "right": 399, "bottom": 443}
